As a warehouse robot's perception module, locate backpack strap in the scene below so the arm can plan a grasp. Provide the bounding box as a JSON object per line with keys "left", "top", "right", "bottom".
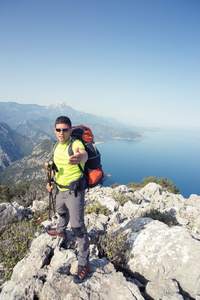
{"left": 78, "top": 163, "right": 89, "bottom": 189}
{"left": 51, "top": 141, "right": 59, "bottom": 172}
{"left": 68, "top": 137, "right": 76, "bottom": 156}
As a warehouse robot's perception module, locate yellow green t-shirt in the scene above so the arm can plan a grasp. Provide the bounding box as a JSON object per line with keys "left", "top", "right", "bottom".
{"left": 54, "top": 138, "right": 85, "bottom": 191}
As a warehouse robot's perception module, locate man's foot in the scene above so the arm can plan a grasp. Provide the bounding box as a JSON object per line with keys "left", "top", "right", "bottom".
{"left": 47, "top": 228, "right": 66, "bottom": 238}
{"left": 73, "top": 264, "right": 89, "bottom": 284}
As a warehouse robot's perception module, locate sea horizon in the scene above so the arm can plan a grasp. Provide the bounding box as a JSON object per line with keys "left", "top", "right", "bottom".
{"left": 97, "top": 127, "right": 200, "bottom": 198}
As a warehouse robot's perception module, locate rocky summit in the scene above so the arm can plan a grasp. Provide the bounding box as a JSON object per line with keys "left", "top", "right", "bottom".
{"left": 0, "top": 183, "right": 200, "bottom": 300}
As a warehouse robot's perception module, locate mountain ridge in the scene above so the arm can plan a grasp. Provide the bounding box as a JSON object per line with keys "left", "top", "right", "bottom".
{"left": 0, "top": 101, "right": 142, "bottom": 170}
{"left": 0, "top": 101, "right": 142, "bottom": 143}
{"left": 0, "top": 122, "right": 35, "bottom": 170}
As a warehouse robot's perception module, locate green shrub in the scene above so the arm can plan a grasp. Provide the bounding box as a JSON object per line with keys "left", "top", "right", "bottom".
{"left": 127, "top": 176, "right": 180, "bottom": 194}
{"left": 0, "top": 185, "right": 12, "bottom": 203}
{"left": 140, "top": 209, "right": 176, "bottom": 227}
{"left": 0, "top": 181, "right": 48, "bottom": 207}
{"left": 98, "top": 232, "right": 130, "bottom": 266}
{"left": 112, "top": 192, "right": 134, "bottom": 206}
{"left": 0, "top": 220, "right": 41, "bottom": 281}
{"left": 126, "top": 182, "right": 141, "bottom": 190}
{"left": 110, "top": 183, "right": 120, "bottom": 189}
{"left": 156, "top": 177, "right": 180, "bottom": 194}
{"left": 85, "top": 201, "right": 110, "bottom": 215}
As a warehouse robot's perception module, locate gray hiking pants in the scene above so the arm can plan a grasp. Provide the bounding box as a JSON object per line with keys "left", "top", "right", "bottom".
{"left": 55, "top": 189, "right": 90, "bottom": 266}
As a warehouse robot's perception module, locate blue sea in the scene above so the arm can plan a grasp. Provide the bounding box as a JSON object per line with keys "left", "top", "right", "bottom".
{"left": 97, "top": 127, "right": 200, "bottom": 198}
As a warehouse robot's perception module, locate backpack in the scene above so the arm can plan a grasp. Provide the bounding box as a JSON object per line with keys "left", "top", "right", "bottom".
{"left": 68, "top": 125, "right": 104, "bottom": 188}
{"left": 52, "top": 125, "right": 103, "bottom": 194}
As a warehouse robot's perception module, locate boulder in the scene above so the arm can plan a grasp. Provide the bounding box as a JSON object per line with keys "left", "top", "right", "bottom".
{"left": 31, "top": 198, "right": 48, "bottom": 212}
{"left": 0, "top": 202, "right": 24, "bottom": 233}
{"left": 145, "top": 279, "right": 184, "bottom": 300}
{"left": 128, "top": 220, "right": 200, "bottom": 298}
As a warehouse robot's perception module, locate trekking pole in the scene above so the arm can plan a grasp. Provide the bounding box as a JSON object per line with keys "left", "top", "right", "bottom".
{"left": 45, "top": 161, "right": 55, "bottom": 221}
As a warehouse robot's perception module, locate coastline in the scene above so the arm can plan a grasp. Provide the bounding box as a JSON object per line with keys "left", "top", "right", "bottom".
{"left": 95, "top": 136, "right": 143, "bottom": 145}
{"left": 112, "top": 136, "right": 143, "bottom": 141}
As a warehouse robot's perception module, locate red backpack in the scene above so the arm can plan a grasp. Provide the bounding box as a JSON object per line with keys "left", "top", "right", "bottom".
{"left": 68, "top": 125, "right": 103, "bottom": 188}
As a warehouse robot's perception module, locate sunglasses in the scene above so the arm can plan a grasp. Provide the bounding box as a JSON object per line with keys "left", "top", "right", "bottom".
{"left": 55, "top": 128, "right": 70, "bottom": 133}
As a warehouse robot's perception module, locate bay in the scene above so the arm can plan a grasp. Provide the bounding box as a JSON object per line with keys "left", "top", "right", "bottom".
{"left": 97, "top": 128, "right": 200, "bottom": 198}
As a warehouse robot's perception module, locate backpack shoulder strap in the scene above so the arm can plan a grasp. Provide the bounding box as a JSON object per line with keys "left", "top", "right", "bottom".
{"left": 51, "top": 140, "right": 58, "bottom": 160}
{"left": 53, "top": 139, "right": 76, "bottom": 157}
{"left": 52, "top": 140, "right": 59, "bottom": 152}
{"left": 68, "top": 137, "right": 85, "bottom": 156}
{"left": 51, "top": 141, "right": 59, "bottom": 172}
{"left": 68, "top": 138, "right": 76, "bottom": 156}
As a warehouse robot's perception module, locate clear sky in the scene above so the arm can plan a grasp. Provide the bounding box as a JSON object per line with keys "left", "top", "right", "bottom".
{"left": 0, "top": 0, "right": 199, "bottom": 129}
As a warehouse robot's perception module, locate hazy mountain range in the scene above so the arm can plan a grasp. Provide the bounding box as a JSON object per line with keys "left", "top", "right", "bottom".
{"left": 0, "top": 101, "right": 142, "bottom": 141}
{"left": 0, "top": 101, "right": 142, "bottom": 172}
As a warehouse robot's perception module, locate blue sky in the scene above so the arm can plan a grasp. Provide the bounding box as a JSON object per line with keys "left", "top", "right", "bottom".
{"left": 0, "top": 0, "right": 199, "bottom": 128}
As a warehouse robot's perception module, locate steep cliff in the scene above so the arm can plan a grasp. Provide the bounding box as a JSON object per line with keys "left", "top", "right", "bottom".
{"left": 0, "top": 122, "right": 35, "bottom": 170}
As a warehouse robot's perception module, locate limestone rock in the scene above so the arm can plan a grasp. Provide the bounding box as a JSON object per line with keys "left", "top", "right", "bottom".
{"left": 85, "top": 213, "right": 109, "bottom": 243}
{"left": 128, "top": 220, "right": 200, "bottom": 299}
{"left": 0, "top": 232, "right": 144, "bottom": 300}
{"left": 0, "top": 202, "right": 24, "bottom": 233}
{"left": 31, "top": 198, "right": 48, "bottom": 212}
{"left": 145, "top": 279, "right": 184, "bottom": 300}
{"left": 1, "top": 182, "right": 200, "bottom": 299}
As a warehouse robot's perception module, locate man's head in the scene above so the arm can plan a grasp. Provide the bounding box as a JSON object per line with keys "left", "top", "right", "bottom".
{"left": 54, "top": 116, "right": 72, "bottom": 144}
{"left": 55, "top": 116, "right": 71, "bottom": 128}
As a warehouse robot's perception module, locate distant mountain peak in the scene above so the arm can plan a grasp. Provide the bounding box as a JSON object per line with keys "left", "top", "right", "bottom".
{"left": 45, "top": 102, "right": 73, "bottom": 110}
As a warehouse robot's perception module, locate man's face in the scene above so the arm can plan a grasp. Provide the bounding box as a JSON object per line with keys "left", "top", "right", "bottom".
{"left": 54, "top": 123, "right": 72, "bottom": 144}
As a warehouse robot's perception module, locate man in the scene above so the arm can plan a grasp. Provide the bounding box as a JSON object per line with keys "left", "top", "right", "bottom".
{"left": 46, "top": 116, "right": 90, "bottom": 284}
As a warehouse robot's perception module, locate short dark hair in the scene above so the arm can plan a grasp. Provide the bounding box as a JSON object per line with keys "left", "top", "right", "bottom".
{"left": 55, "top": 116, "right": 72, "bottom": 128}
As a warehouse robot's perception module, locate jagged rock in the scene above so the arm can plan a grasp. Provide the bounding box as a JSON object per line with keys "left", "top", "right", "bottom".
{"left": 86, "top": 185, "right": 119, "bottom": 212}
{"left": 187, "top": 194, "right": 200, "bottom": 209}
{"left": 1, "top": 182, "right": 200, "bottom": 299}
{"left": 10, "top": 233, "right": 61, "bottom": 284}
{"left": 31, "top": 198, "right": 48, "bottom": 212}
{"left": 41, "top": 214, "right": 59, "bottom": 229}
{"left": 145, "top": 279, "right": 184, "bottom": 300}
{"left": 130, "top": 183, "right": 200, "bottom": 239}
{"left": 0, "top": 232, "right": 144, "bottom": 300}
{"left": 85, "top": 213, "right": 109, "bottom": 243}
{"left": 108, "top": 211, "right": 121, "bottom": 227}
{"left": 118, "top": 200, "right": 150, "bottom": 219}
{"left": 114, "top": 185, "right": 130, "bottom": 193}
{"left": 133, "top": 190, "right": 147, "bottom": 204}
{"left": 109, "top": 217, "right": 153, "bottom": 242}
{"left": 128, "top": 220, "right": 200, "bottom": 299}
{"left": 0, "top": 202, "right": 24, "bottom": 233}
{"left": 86, "top": 194, "right": 118, "bottom": 213}
{"left": 1, "top": 258, "right": 145, "bottom": 300}
{"left": 138, "top": 182, "right": 163, "bottom": 198}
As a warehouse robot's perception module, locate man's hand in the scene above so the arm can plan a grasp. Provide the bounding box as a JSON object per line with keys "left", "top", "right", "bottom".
{"left": 46, "top": 182, "right": 53, "bottom": 192}
{"left": 68, "top": 147, "right": 88, "bottom": 165}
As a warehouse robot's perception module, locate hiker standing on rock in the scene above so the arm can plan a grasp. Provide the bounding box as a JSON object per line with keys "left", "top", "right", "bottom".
{"left": 46, "top": 116, "right": 90, "bottom": 284}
